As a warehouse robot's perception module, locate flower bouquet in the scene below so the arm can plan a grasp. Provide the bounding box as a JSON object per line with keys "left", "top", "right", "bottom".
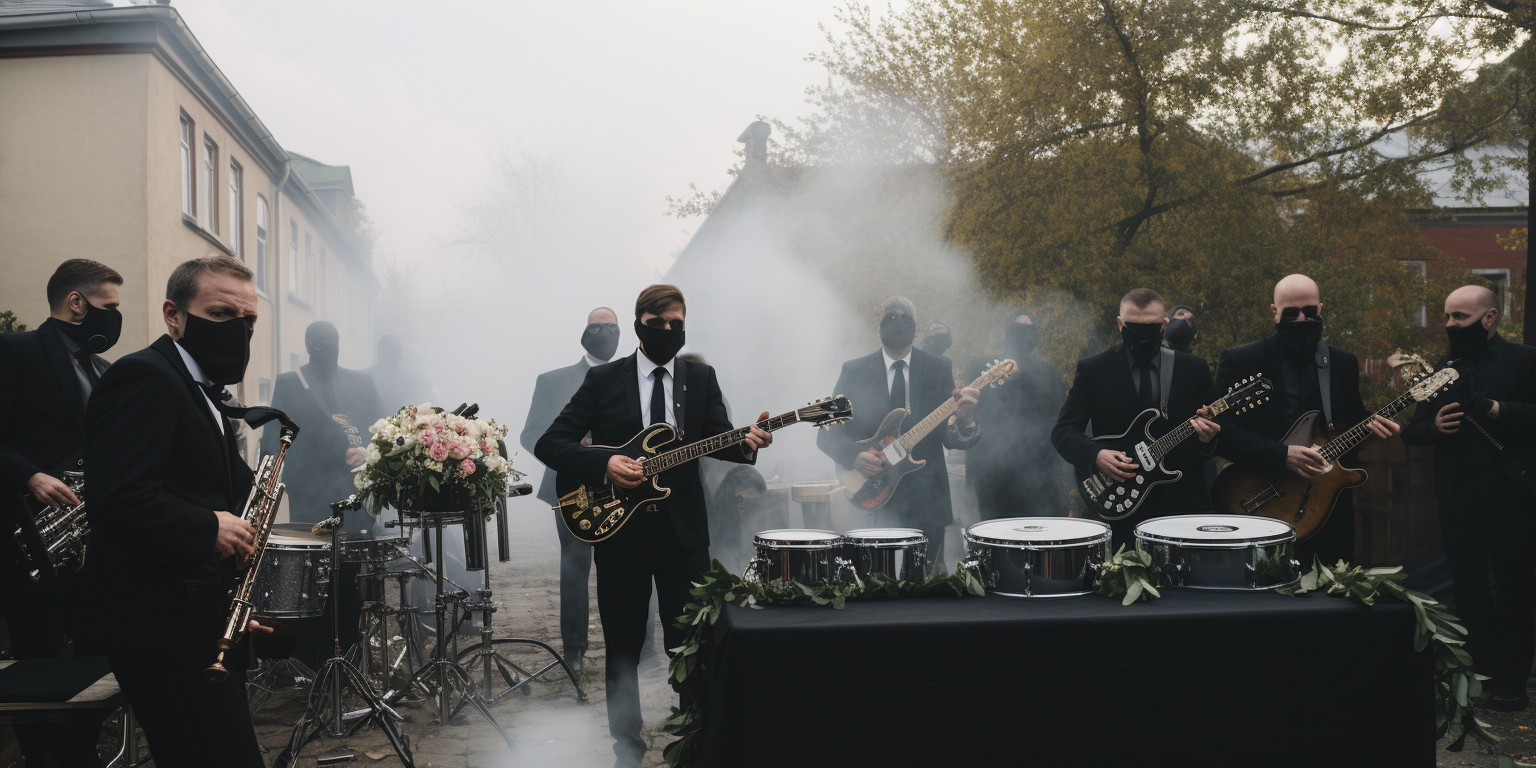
{"left": 353, "top": 403, "right": 522, "bottom": 515}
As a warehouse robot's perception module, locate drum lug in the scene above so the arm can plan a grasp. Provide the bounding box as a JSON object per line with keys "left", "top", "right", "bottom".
{"left": 744, "top": 557, "right": 767, "bottom": 586}
{"left": 1161, "top": 559, "right": 1183, "bottom": 588}
{"left": 833, "top": 557, "right": 861, "bottom": 589}
{"left": 1244, "top": 562, "right": 1257, "bottom": 590}
{"left": 1022, "top": 559, "right": 1033, "bottom": 597}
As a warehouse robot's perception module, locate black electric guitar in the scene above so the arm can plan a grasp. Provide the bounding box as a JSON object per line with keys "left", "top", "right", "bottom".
{"left": 554, "top": 396, "right": 853, "bottom": 543}
{"left": 841, "top": 359, "right": 1017, "bottom": 510}
{"left": 1081, "top": 375, "right": 1273, "bottom": 520}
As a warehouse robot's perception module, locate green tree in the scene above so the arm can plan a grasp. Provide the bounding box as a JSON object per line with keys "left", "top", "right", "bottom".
{"left": 0, "top": 310, "right": 26, "bottom": 334}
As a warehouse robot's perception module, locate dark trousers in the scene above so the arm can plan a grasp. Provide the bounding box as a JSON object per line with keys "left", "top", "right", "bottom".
{"left": 107, "top": 652, "right": 263, "bottom": 768}
{"left": 1440, "top": 472, "right": 1535, "bottom": 692}
{"left": 593, "top": 512, "right": 710, "bottom": 767}
{"left": 288, "top": 560, "right": 362, "bottom": 670}
{"left": 554, "top": 509, "right": 593, "bottom": 657}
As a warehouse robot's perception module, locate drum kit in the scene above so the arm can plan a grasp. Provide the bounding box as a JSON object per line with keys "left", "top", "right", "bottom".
{"left": 746, "top": 514, "right": 1300, "bottom": 595}
{"left": 247, "top": 493, "right": 586, "bottom": 768}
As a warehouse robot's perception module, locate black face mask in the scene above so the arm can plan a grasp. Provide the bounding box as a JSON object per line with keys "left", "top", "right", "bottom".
{"left": 1005, "top": 322, "right": 1038, "bottom": 357}
{"left": 634, "top": 318, "right": 684, "bottom": 366}
{"left": 60, "top": 298, "right": 123, "bottom": 354}
{"left": 1163, "top": 318, "right": 1195, "bottom": 350}
{"left": 879, "top": 314, "right": 917, "bottom": 350}
{"left": 1274, "top": 320, "right": 1323, "bottom": 361}
{"left": 307, "top": 343, "right": 339, "bottom": 378}
{"left": 922, "top": 332, "right": 952, "bottom": 356}
{"left": 1447, "top": 319, "right": 1491, "bottom": 358}
{"left": 1120, "top": 321, "right": 1163, "bottom": 362}
{"left": 581, "top": 323, "right": 621, "bottom": 361}
{"left": 178, "top": 312, "right": 253, "bottom": 386}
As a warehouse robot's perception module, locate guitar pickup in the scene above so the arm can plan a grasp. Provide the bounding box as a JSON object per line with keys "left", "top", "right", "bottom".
{"left": 881, "top": 441, "right": 907, "bottom": 466}
{"left": 1134, "top": 442, "right": 1154, "bottom": 471}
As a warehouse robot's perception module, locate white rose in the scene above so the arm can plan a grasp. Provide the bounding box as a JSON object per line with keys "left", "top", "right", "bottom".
{"left": 366, "top": 444, "right": 382, "bottom": 465}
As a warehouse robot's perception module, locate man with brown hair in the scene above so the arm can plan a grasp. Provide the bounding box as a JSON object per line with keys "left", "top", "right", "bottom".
{"left": 537, "top": 283, "right": 773, "bottom": 768}
{"left": 0, "top": 258, "right": 122, "bottom": 766}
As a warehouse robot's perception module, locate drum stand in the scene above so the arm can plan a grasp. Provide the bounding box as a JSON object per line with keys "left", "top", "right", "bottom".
{"left": 246, "top": 656, "right": 317, "bottom": 714}
{"left": 273, "top": 506, "right": 415, "bottom": 768}
{"left": 355, "top": 555, "right": 429, "bottom": 702}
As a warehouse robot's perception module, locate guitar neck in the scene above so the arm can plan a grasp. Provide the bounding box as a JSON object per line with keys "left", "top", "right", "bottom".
{"left": 1148, "top": 389, "right": 1243, "bottom": 460}
{"left": 1319, "top": 393, "right": 1415, "bottom": 461}
{"left": 642, "top": 412, "right": 799, "bottom": 476}
{"left": 896, "top": 369, "right": 991, "bottom": 452}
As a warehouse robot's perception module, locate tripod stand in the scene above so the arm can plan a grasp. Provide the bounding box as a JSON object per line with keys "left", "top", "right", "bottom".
{"left": 273, "top": 503, "right": 415, "bottom": 768}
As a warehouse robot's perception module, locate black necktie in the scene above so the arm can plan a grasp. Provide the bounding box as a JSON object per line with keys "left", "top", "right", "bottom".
{"left": 1138, "top": 361, "right": 1156, "bottom": 410}
{"left": 650, "top": 368, "right": 668, "bottom": 426}
{"left": 890, "top": 360, "right": 907, "bottom": 412}
{"left": 75, "top": 349, "right": 100, "bottom": 388}
{"left": 201, "top": 383, "right": 298, "bottom": 435}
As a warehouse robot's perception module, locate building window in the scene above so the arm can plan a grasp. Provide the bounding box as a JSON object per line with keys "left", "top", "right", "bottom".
{"left": 304, "top": 233, "right": 315, "bottom": 304}
{"left": 1473, "top": 269, "right": 1512, "bottom": 316}
{"left": 319, "top": 247, "right": 328, "bottom": 316}
{"left": 254, "top": 195, "right": 268, "bottom": 292}
{"left": 288, "top": 220, "right": 299, "bottom": 296}
{"left": 179, "top": 114, "right": 194, "bottom": 217}
{"left": 201, "top": 136, "right": 219, "bottom": 234}
{"left": 229, "top": 161, "right": 242, "bottom": 257}
{"left": 1400, "top": 260, "right": 1427, "bottom": 327}
{"left": 258, "top": 378, "right": 272, "bottom": 406}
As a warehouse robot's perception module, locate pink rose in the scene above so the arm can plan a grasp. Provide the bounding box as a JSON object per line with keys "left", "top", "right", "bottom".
{"left": 429, "top": 443, "right": 448, "bottom": 462}
{"left": 459, "top": 458, "right": 476, "bottom": 476}
{"left": 448, "top": 440, "right": 472, "bottom": 461}
{"left": 419, "top": 429, "right": 436, "bottom": 446}
{"left": 454, "top": 422, "right": 469, "bottom": 435}
{"left": 480, "top": 439, "right": 496, "bottom": 455}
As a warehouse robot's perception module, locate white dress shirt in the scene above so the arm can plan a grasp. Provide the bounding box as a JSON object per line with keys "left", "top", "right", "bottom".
{"left": 882, "top": 347, "right": 911, "bottom": 410}
{"left": 174, "top": 340, "right": 225, "bottom": 434}
{"left": 636, "top": 350, "right": 676, "bottom": 427}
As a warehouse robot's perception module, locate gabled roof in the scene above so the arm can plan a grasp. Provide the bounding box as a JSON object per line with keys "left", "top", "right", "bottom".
{"left": 289, "top": 152, "right": 355, "bottom": 196}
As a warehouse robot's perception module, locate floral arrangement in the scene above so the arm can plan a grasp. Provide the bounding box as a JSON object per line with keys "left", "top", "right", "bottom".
{"left": 353, "top": 403, "right": 519, "bottom": 515}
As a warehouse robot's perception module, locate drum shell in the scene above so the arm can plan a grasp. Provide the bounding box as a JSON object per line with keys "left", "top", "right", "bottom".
{"left": 1134, "top": 515, "right": 1299, "bottom": 590}
{"left": 963, "top": 518, "right": 1110, "bottom": 598}
{"left": 839, "top": 529, "right": 927, "bottom": 582}
{"left": 252, "top": 541, "right": 332, "bottom": 619}
{"left": 749, "top": 530, "right": 845, "bottom": 586}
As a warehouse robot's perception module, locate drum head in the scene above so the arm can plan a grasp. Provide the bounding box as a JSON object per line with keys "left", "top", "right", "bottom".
{"left": 269, "top": 523, "right": 329, "bottom": 545}
{"left": 1134, "top": 515, "right": 1294, "bottom": 545}
{"left": 754, "top": 528, "right": 841, "bottom": 548}
{"left": 965, "top": 517, "right": 1110, "bottom": 548}
{"left": 842, "top": 528, "right": 926, "bottom": 546}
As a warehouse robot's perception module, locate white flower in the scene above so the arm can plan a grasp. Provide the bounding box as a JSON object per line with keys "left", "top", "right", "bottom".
{"left": 365, "top": 444, "right": 382, "bottom": 466}
{"left": 369, "top": 418, "right": 390, "bottom": 436}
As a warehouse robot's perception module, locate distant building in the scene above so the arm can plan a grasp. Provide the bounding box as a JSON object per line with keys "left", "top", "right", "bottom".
{"left": 0, "top": 0, "right": 376, "bottom": 459}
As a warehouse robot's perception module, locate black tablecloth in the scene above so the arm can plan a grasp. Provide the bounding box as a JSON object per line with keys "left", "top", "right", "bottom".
{"left": 703, "top": 589, "right": 1433, "bottom": 767}
{"left": 0, "top": 657, "right": 111, "bottom": 703}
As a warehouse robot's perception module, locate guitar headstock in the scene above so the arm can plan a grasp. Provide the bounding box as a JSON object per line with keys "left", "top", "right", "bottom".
{"left": 973, "top": 359, "right": 1018, "bottom": 389}
{"left": 799, "top": 395, "right": 854, "bottom": 429}
{"left": 1408, "top": 367, "right": 1458, "bottom": 402}
{"left": 1213, "top": 374, "right": 1274, "bottom": 416}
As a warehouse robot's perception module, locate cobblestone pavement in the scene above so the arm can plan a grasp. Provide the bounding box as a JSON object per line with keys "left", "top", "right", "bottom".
{"left": 248, "top": 507, "right": 675, "bottom": 768}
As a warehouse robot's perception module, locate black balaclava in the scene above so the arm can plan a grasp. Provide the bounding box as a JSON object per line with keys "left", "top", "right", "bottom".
{"left": 1121, "top": 321, "right": 1163, "bottom": 362}
{"left": 634, "top": 318, "right": 684, "bottom": 365}
{"left": 178, "top": 312, "right": 253, "bottom": 386}
{"left": 922, "top": 321, "right": 952, "bottom": 356}
{"left": 1163, "top": 305, "right": 1195, "bottom": 352}
{"left": 305, "top": 321, "right": 340, "bottom": 380}
{"left": 879, "top": 311, "right": 917, "bottom": 350}
{"left": 1004, "top": 313, "right": 1038, "bottom": 358}
{"left": 1275, "top": 305, "right": 1323, "bottom": 360}
{"left": 582, "top": 323, "right": 621, "bottom": 362}
{"left": 376, "top": 335, "right": 403, "bottom": 370}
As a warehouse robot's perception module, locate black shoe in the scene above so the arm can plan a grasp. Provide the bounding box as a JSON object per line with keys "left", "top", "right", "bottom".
{"left": 563, "top": 650, "right": 585, "bottom": 673}
{"left": 1485, "top": 688, "right": 1529, "bottom": 712}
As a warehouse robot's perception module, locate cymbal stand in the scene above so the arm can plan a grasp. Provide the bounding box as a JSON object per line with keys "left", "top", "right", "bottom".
{"left": 355, "top": 536, "right": 429, "bottom": 701}
{"left": 273, "top": 502, "right": 415, "bottom": 768}
{"left": 246, "top": 656, "right": 317, "bottom": 715}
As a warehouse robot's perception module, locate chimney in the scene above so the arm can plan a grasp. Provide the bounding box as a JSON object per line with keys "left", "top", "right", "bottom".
{"left": 738, "top": 121, "right": 771, "bottom": 170}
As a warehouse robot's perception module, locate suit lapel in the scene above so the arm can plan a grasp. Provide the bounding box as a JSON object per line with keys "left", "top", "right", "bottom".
{"left": 622, "top": 353, "right": 642, "bottom": 433}
{"left": 37, "top": 322, "right": 87, "bottom": 432}
{"left": 1109, "top": 344, "right": 1138, "bottom": 406}
{"left": 151, "top": 336, "right": 232, "bottom": 474}
{"left": 673, "top": 357, "right": 689, "bottom": 438}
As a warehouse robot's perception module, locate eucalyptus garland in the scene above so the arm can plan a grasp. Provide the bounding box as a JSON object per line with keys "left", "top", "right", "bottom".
{"left": 1096, "top": 545, "right": 1162, "bottom": 605}
{"left": 1278, "top": 558, "right": 1498, "bottom": 750}
{"left": 660, "top": 557, "right": 993, "bottom": 767}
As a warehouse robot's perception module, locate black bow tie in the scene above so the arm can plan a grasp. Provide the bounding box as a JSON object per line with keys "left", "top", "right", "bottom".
{"left": 199, "top": 383, "right": 300, "bottom": 435}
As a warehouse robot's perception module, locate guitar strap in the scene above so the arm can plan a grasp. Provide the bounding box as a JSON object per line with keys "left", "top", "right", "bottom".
{"left": 1158, "top": 347, "right": 1174, "bottom": 417}
{"left": 1314, "top": 344, "right": 1333, "bottom": 431}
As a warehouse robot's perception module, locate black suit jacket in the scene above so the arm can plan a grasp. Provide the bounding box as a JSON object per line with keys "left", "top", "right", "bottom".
{"left": 1211, "top": 336, "right": 1371, "bottom": 472}
{"left": 0, "top": 319, "right": 108, "bottom": 491}
{"left": 520, "top": 358, "right": 592, "bottom": 505}
{"left": 534, "top": 352, "right": 754, "bottom": 552}
{"left": 1052, "top": 344, "right": 1216, "bottom": 515}
{"left": 816, "top": 348, "right": 979, "bottom": 529}
{"left": 76, "top": 335, "right": 254, "bottom": 656}
{"left": 262, "top": 365, "right": 384, "bottom": 523}
{"left": 1402, "top": 335, "right": 1536, "bottom": 506}
{"left": 965, "top": 353, "right": 1068, "bottom": 497}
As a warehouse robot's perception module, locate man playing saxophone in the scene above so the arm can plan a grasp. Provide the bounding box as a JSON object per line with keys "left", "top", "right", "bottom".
{"left": 75, "top": 255, "right": 271, "bottom": 768}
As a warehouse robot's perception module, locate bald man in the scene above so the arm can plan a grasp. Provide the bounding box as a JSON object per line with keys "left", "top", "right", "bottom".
{"left": 1210, "top": 274, "right": 1399, "bottom": 564}
{"left": 1403, "top": 285, "right": 1536, "bottom": 711}
{"left": 519, "top": 306, "right": 622, "bottom": 669}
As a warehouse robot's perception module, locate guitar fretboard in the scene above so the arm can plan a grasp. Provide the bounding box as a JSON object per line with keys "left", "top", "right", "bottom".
{"left": 1148, "top": 392, "right": 1235, "bottom": 460}
{"left": 641, "top": 412, "right": 799, "bottom": 476}
{"left": 1319, "top": 393, "right": 1415, "bottom": 461}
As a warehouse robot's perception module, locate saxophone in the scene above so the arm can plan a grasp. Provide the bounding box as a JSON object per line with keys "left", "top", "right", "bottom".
{"left": 204, "top": 423, "right": 296, "bottom": 681}
{"left": 13, "top": 471, "right": 88, "bottom": 581}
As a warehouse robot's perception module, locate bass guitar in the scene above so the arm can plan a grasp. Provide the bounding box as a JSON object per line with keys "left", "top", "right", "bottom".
{"left": 1210, "top": 367, "right": 1458, "bottom": 540}
{"left": 1081, "top": 375, "right": 1273, "bottom": 520}
{"left": 841, "top": 359, "right": 1017, "bottom": 510}
{"left": 555, "top": 396, "right": 853, "bottom": 544}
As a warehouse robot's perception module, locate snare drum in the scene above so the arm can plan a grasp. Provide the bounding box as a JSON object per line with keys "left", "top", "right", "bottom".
{"left": 252, "top": 526, "right": 332, "bottom": 619}
{"left": 339, "top": 533, "right": 410, "bottom": 564}
{"left": 963, "top": 518, "right": 1110, "bottom": 598}
{"left": 747, "top": 529, "right": 846, "bottom": 586}
{"left": 840, "top": 528, "right": 927, "bottom": 582}
{"left": 1134, "top": 514, "right": 1299, "bottom": 591}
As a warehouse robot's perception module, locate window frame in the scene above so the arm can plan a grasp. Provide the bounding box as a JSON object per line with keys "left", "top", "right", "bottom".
{"left": 179, "top": 113, "right": 195, "bottom": 218}
{"left": 201, "top": 135, "right": 219, "bottom": 234}
{"left": 228, "top": 159, "right": 242, "bottom": 257}
{"left": 254, "top": 195, "right": 269, "bottom": 295}
{"left": 288, "top": 220, "right": 299, "bottom": 299}
{"left": 1472, "top": 268, "right": 1513, "bottom": 316}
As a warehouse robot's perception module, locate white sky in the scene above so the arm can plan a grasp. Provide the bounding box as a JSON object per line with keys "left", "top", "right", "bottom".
{"left": 174, "top": 0, "right": 849, "bottom": 275}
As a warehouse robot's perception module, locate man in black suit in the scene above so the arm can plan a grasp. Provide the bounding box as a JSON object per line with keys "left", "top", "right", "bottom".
{"left": 1210, "top": 274, "right": 1399, "bottom": 565}
{"left": 1052, "top": 289, "right": 1221, "bottom": 547}
{"left": 536, "top": 284, "right": 772, "bottom": 768}
{"left": 0, "top": 258, "right": 122, "bottom": 767}
{"left": 1404, "top": 285, "right": 1536, "bottom": 711}
{"left": 966, "top": 309, "right": 1069, "bottom": 519}
{"left": 519, "top": 306, "right": 620, "bottom": 670}
{"left": 817, "top": 296, "right": 980, "bottom": 561}
{"left": 263, "top": 320, "right": 384, "bottom": 669}
{"left": 76, "top": 255, "right": 271, "bottom": 768}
